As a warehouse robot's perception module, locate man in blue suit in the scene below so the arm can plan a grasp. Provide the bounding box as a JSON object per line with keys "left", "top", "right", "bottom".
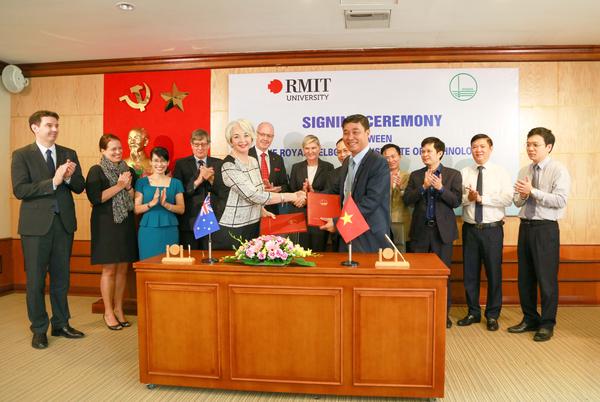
{"left": 321, "top": 114, "right": 390, "bottom": 252}
{"left": 403, "top": 137, "right": 462, "bottom": 328}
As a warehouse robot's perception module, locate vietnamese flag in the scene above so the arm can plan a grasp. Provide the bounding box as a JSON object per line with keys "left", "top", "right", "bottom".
{"left": 336, "top": 196, "right": 369, "bottom": 244}
{"left": 103, "top": 69, "right": 211, "bottom": 172}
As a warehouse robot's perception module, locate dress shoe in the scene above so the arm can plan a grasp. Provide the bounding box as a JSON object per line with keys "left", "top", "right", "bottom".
{"left": 486, "top": 318, "right": 499, "bottom": 331}
{"left": 103, "top": 315, "right": 123, "bottom": 331}
{"left": 507, "top": 320, "right": 539, "bottom": 333}
{"left": 116, "top": 318, "right": 131, "bottom": 328}
{"left": 457, "top": 314, "right": 481, "bottom": 326}
{"left": 533, "top": 327, "right": 553, "bottom": 342}
{"left": 51, "top": 325, "right": 85, "bottom": 338}
{"left": 32, "top": 333, "right": 48, "bottom": 349}
{"left": 446, "top": 317, "right": 452, "bottom": 328}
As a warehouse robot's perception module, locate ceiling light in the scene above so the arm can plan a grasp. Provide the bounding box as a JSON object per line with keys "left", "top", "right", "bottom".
{"left": 115, "top": 2, "right": 135, "bottom": 11}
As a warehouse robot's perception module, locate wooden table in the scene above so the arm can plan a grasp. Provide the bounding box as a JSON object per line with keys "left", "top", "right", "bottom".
{"left": 134, "top": 251, "right": 449, "bottom": 398}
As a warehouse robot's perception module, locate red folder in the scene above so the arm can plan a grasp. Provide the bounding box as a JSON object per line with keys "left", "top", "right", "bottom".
{"left": 307, "top": 192, "right": 341, "bottom": 227}
{"left": 260, "top": 213, "right": 307, "bottom": 235}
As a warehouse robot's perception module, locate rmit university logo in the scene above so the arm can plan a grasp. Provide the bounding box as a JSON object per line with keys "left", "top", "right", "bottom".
{"left": 267, "top": 77, "right": 331, "bottom": 102}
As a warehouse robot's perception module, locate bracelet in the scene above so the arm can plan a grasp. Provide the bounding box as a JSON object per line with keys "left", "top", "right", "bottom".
{"left": 147, "top": 203, "right": 151, "bottom": 210}
{"left": 166, "top": 203, "right": 171, "bottom": 211}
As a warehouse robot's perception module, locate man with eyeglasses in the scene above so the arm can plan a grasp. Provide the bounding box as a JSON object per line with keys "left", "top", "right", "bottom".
{"left": 508, "top": 127, "right": 570, "bottom": 342}
{"left": 403, "top": 137, "right": 462, "bottom": 329}
{"left": 173, "top": 129, "right": 222, "bottom": 249}
{"left": 248, "top": 121, "right": 289, "bottom": 214}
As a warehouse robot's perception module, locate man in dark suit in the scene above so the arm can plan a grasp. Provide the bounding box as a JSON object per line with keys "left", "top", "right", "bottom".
{"left": 327, "top": 138, "right": 351, "bottom": 251}
{"left": 321, "top": 114, "right": 390, "bottom": 253}
{"left": 248, "top": 121, "right": 289, "bottom": 214}
{"left": 11, "top": 110, "right": 86, "bottom": 349}
{"left": 173, "top": 129, "right": 223, "bottom": 249}
{"left": 403, "top": 137, "right": 462, "bottom": 328}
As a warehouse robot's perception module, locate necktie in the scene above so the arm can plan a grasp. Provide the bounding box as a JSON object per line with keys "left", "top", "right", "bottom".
{"left": 197, "top": 159, "right": 204, "bottom": 170}
{"left": 260, "top": 153, "right": 269, "bottom": 183}
{"left": 524, "top": 164, "right": 539, "bottom": 219}
{"left": 46, "top": 149, "right": 59, "bottom": 213}
{"left": 343, "top": 157, "right": 355, "bottom": 204}
{"left": 475, "top": 166, "right": 484, "bottom": 223}
{"left": 46, "top": 149, "right": 55, "bottom": 174}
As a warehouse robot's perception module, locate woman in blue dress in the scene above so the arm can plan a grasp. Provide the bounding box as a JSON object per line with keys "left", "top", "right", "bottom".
{"left": 134, "top": 147, "right": 185, "bottom": 260}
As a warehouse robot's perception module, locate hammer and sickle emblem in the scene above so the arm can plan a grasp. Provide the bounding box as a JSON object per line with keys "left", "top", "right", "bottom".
{"left": 119, "top": 83, "right": 151, "bottom": 112}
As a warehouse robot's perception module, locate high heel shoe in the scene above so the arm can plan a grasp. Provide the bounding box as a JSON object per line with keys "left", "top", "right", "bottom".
{"left": 103, "top": 315, "right": 123, "bottom": 331}
{"left": 117, "top": 319, "right": 131, "bottom": 328}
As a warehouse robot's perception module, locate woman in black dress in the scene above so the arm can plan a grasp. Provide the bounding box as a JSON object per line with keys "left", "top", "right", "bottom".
{"left": 86, "top": 134, "right": 137, "bottom": 330}
{"left": 289, "top": 134, "right": 334, "bottom": 251}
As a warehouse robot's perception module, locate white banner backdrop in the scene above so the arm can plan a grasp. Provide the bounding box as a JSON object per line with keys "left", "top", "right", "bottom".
{"left": 229, "top": 68, "right": 519, "bottom": 211}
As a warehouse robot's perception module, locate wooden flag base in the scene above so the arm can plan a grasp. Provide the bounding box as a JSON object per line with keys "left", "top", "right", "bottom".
{"left": 161, "top": 244, "right": 196, "bottom": 265}
{"left": 375, "top": 247, "right": 410, "bottom": 269}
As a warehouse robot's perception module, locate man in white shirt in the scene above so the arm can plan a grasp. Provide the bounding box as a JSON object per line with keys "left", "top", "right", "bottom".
{"left": 458, "top": 134, "right": 512, "bottom": 331}
{"left": 248, "top": 121, "right": 289, "bottom": 214}
{"left": 508, "top": 127, "right": 570, "bottom": 342}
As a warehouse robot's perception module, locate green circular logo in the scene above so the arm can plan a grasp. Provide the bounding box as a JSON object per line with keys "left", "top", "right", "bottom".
{"left": 449, "top": 73, "right": 478, "bottom": 101}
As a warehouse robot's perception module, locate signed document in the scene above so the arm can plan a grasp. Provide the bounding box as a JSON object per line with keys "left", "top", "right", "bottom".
{"left": 260, "top": 212, "right": 307, "bottom": 235}
{"left": 307, "top": 192, "right": 341, "bottom": 227}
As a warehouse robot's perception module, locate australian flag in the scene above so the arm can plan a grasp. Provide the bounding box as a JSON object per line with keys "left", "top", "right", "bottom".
{"left": 194, "top": 195, "right": 220, "bottom": 239}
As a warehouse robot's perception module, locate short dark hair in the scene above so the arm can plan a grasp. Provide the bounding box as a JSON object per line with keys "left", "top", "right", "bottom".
{"left": 470, "top": 133, "right": 493, "bottom": 147}
{"left": 29, "top": 110, "right": 59, "bottom": 131}
{"left": 99, "top": 133, "right": 121, "bottom": 151}
{"left": 342, "top": 114, "right": 370, "bottom": 131}
{"left": 527, "top": 127, "right": 555, "bottom": 151}
{"left": 335, "top": 138, "right": 345, "bottom": 146}
{"left": 150, "top": 146, "right": 170, "bottom": 162}
{"left": 191, "top": 128, "right": 210, "bottom": 143}
{"left": 421, "top": 137, "right": 445, "bottom": 159}
{"left": 380, "top": 143, "right": 401, "bottom": 156}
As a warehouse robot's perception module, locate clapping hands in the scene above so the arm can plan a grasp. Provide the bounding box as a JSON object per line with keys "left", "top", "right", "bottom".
{"left": 424, "top": 170, "right": 443, "bottom": 191}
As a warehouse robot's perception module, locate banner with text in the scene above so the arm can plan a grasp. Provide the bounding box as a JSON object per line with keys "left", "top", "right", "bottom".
{"left": 229, "top": 68, "right": 519, "bottom": 181}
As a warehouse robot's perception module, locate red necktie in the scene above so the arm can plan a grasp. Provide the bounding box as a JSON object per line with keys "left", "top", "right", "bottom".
{"left": 260, "top": 152, "right": 270, "bottom": 182}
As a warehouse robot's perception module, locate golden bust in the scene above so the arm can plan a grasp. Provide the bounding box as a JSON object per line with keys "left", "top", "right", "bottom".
{"left": 125, "top": 127, "right": 151, "bottom": 176}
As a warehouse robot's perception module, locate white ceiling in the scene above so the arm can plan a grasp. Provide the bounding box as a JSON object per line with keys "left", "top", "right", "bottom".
{"left": 1, "top": 0, "right": 600, "bottom": 64}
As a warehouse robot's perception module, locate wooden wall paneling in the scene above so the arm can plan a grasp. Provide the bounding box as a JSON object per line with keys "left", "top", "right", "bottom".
{"left": 11, "top": 75, "right": 104, "bottom": 116}
{"left": 0, "top": 239, "right": 14, "bottom": 293}
{"left": 518, "top": 62, "right": 559, "bottom": 107}
{"left": 558, "top": 62, "right": 600, "bottom": 107}
{"left": 555, "top": 106, "right": 600, "bottom": 154}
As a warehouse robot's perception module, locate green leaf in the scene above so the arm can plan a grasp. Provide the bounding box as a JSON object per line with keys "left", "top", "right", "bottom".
{"left": 292, "top": 258, "right": 315, "bottom": 267}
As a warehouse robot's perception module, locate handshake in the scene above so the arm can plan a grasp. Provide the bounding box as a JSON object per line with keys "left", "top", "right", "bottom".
{"left": 273, "top": 190, "right": 306, "bottom": 208}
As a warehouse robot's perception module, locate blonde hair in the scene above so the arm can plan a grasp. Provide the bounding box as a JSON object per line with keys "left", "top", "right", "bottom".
{"left": 225, "top": 119, "right": 255, "bottom": 144}
{"left": 302, "top": 134, "right": 320, "bottom": 148}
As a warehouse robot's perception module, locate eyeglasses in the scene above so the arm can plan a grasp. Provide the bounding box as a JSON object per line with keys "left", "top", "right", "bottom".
{"left": 192, "top": 142, "right": 209, "bottom": 148}
{"left": 526, "top": 142, "right": 545, "bottom": 148}
{"left": 257, "top": 132, "right": 274, "bottom": 139}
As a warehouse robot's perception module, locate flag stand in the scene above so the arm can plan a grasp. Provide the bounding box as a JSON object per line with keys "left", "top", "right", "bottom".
{"left": 202, "top": 233, "right": 218, "bottom": 264}
{"left": 341, "top": 242, "right": 358, "bottom": 267}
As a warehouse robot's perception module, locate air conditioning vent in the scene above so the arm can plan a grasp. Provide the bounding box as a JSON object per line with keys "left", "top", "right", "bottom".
{"left": 344, "top": 9, "right": 391, "bottom": 29}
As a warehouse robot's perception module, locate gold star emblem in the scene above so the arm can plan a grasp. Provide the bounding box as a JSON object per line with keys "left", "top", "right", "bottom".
{"left": 341, "top": 212, "right": 353, "bottom": 225}
{"left": 161, "top": 83, "right": 189, "bottom": 112}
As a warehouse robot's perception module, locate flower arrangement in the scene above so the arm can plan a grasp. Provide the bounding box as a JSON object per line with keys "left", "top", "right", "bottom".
{"left": 221, "top": 235, "right": 315, "bottom": 267}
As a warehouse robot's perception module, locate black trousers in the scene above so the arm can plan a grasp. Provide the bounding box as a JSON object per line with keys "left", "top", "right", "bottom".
{"left": 462, "top": 223, "right": 503, "bottom": 319}
{"left": 298, "top": 226, "right": 329, "bottom": 252}
{"left": 179, "top": 229, "right": 209, "bottom": 250}
{"left": 517, "top": 220, "right": 559, "bottom": 329}
{"left": 211, "top": 223, "right": 260, "bottom": 251}
{"left": 410, "top": 224, "right": 453, "bottom": 312}
{"left": 21, "top": 214, "right": 74, "bottom": 334}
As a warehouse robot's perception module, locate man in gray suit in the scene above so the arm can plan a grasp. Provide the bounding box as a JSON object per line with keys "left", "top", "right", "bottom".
{"left": 11, "top": 110, "right": 86, "bottom": 349}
